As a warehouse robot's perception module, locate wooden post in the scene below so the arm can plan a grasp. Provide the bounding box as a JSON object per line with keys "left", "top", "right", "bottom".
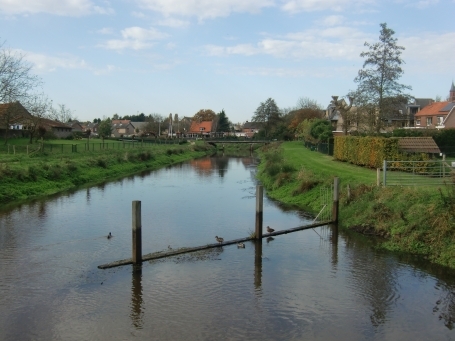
{"left": 377, "top": 168, "right": 380, "bottom": 187}
{"left": 13, "top": 145, "right": 15, "bottom": 154}
{"left": 383, "top": 160, "right": 387, "bottom": 187}
{"left": 346, "top": 184, "right": 351, "bottom": 203}
{"left": 255, "top": 185, "right": 263, "bottom": 240}
{"left": 331, "top": 177, "right": 339, "bottom": 228}
{"left": 132, "top": 201, "right": 142, "bottom": 265}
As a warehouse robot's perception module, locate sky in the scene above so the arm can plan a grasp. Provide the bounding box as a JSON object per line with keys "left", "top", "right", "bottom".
{"left": 1, "top": 0, "right": 454, "bottom": 124}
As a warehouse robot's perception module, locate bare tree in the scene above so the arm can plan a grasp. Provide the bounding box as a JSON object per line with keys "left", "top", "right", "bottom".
{"left": 49, "top": 103, "right": 74, "bottom": 123}
{"left": 22, "top": 93, "right": 52, "bottom": 143}
{"left": 0, "top": 42, "right": 42, "bottom": 143}
{"left": 296, "top": 97, "right": 322, "bottom": 110}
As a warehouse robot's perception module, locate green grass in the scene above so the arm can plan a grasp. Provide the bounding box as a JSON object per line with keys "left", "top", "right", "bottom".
{"left": 257, "top": 141, "right": 455, "bottom": 269}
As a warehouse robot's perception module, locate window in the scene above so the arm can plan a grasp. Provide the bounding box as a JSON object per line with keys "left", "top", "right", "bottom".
{"left": 437, "top": 116, "right": 444, "bottom": 125}
{"left": 416, "top": 119, "right": 420, "bottom": 125}
{"left": 426, "top": 117, "right": 432, "bottom": 126}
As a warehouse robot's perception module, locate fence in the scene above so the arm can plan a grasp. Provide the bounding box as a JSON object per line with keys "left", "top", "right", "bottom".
{"left": 304, "top": 140, "right": 334, "bottom": 156}
{"left": 1, "top": 139, "right": 185, "bottom": 155}
{"left": 383, "top": 160, "right": 455, "bottom": 186}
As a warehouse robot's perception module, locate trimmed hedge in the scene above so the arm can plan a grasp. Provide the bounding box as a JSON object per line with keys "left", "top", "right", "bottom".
{"left": 334, "top": 136, "right": 431, "bottom": 168}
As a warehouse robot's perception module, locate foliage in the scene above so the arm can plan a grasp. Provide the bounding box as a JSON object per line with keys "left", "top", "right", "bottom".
{"left": 333, "top": 136, "right": 433, "bottom": 168}
{"left": 216, "top": 109, "right": 230, "bottom": 132}
{"left": 193, "top": 109, "right": 216, "bottom": 122}
{"left": 257, "top": 141, "right": 455, "bottom": 269}
{"left": 310, "top": 119, "right": 333, "bottom": 142}
{"left": 252, "top": 98, "right": 282, "bottom": 138}
{"left": 287, "top": 107, "right": 323, "bottom": 133}
{"left": 98, "top": 117, "right": 113, "bottom": 139}
{"left": 351, "top": 23, "right": 412, "bottom": 133}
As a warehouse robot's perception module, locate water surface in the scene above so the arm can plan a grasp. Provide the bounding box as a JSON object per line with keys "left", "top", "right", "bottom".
{"left": 1, "top": 155, "right": 455, "bottom": 340}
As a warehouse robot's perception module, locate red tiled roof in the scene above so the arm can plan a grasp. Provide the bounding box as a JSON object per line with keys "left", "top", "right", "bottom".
{"left": 414, "top": 101, "right": 449, "bottom": 117}
{"left": 398, "top": 137, "right": 441, "bottom": 154}
{"left": 189, "top": 120, "right": 213, "bottom": 133}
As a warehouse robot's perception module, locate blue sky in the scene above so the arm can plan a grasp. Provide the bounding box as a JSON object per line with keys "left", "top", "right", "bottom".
{"left": 1, "top": 0, "right": 454, "bottom": 124}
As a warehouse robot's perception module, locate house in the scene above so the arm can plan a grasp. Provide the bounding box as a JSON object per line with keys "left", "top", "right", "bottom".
{"left": 188, "top": 120, "right": 214, "bottom": 138}
{"left": 85, "top": 122, "right": 99, "bottom": 136}
{"left": 39, "top": 117, "right": 73, "bottom": 138}
{"left": 111, "top": 120, "right": 136, "bottom": 138}
{"left": 242, "top": 121, "right": 262, "bottom": 138}
{"left": 69, "top": 120, "right": 84, "bottom": 132}
{"left": 130, "top": 122, "right": 148, "bottom": 136}
{"left": 414, "top": 82, "right": 455, "bottom": 129}
{"left": 0, "top": 102, "right": 33, "bottom": 136}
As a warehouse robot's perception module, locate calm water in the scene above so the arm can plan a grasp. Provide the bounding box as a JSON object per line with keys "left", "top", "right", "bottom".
{"left": 1, "top": 154, "right": 455, "bottom": 340}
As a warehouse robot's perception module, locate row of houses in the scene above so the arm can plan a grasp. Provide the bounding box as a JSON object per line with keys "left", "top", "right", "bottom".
{"left": 327, "top": 82, "right": 455, "bottom": 134}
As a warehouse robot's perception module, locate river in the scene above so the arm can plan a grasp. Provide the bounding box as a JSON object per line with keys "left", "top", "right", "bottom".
{"left": 1, "top": 154, "right": 455, "bottom": 340}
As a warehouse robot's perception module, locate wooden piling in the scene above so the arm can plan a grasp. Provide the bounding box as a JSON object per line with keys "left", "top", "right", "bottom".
{"left": 255, "top": 185, "right": 263, "bottom": 240}
{"left": 132, "top": 201, "right": 142, "bottom": 264}
{"left": 331, "top": 177, "right": 339, "bottom": 232}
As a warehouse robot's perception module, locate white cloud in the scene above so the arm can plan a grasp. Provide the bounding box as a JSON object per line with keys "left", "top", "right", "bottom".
{"left": 320, "top": 15, "right": 345, "bottom": 26}
{"left": 0, "top": 0, "right": 113, "bottom": 16}
{"left": 280, "top": 0, "right": 375, "bottom": 13}
{"left": 20, "top": 50, "right": 115, "bottom": 75}
{"left": 157, "top": 18, "right": 190, "bottom": 28}
{"left": 205, "top": 26, "right": 367, "bottom": 60}
{"left": 136, "top": 0, "right": 274, "bottom": 20}
{"left": 401, "top": 32, "right": 455, "bottom": 74}
{"left": 403, "top": 0, "right": 439, "bottom": 9}
{"left": 101, "top": 26, "right": 168, "bottom": 50}
{"left": 97, "top": 27, "right": 114, "bottom": 35}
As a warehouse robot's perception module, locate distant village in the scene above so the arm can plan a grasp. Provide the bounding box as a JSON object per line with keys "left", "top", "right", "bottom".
{"left": 1, "top": 81, "right": 455, "bottom": 141}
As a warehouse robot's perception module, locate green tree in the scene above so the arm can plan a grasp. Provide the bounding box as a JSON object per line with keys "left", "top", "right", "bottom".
{"left": 216, "top": 109, "right": 230, "bottom": 132}
{"left": 310, "top": 119, "right": 333, "bottom": 142}
{"left": 352, "top": 23, "right": 411, "bottom": 133}
{"left": 252, "top": 98, "right": 282, "bottom": 137}
{"left": 98, "top": 117, "right": 113, "bottom": 142}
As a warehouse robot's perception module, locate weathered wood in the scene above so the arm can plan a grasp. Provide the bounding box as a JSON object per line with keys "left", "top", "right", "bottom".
{"left": 98, "top": 220, "right": 331, "bottom": 269}
{"left": 255, "top": 185, "right": 263, "bottom": 240}
{"left": 132, "top": 201, "right": 142, "bottom": 265}
{"left": 331, "top": 177, "right": 339, "bottom": 234}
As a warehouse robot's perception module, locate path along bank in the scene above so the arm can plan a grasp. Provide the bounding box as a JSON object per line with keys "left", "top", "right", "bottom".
{"left": 256, "top": 141, "right": 455, "bottom": 269}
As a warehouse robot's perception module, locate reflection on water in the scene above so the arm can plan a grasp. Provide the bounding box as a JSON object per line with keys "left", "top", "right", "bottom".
{"left": 1, "top": 154, "right": 455, "bottom": 340}
{"left": 130, "top": 266, "right": 144, "bottom": 330}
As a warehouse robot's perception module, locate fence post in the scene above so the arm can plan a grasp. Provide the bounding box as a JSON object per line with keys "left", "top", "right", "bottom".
{"left": 132, "top": 201, "right": 142, "bottom": 265}
{"left": 377, "top": 168, "right": 380, "bottom": 187}
{"left": 383, "top": 160, "right": 387, "bottom": 187}
{"left": 332, "top": 177, "right": 339, "bottom": 228}
{"left": 255, "top": 185, "right": 263, "bottom": 240}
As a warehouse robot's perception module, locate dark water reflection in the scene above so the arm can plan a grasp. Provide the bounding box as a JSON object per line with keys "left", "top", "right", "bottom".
{"left": 1, "top": 154, "right": 455, "bottom": 340}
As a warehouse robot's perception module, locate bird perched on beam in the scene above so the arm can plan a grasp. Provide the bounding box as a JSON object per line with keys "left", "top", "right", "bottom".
{"left": 266, "top": 226, "right": 275, "bottom": 233}
{"left": 215, "top": 236, "right": 224, "bottom": 244}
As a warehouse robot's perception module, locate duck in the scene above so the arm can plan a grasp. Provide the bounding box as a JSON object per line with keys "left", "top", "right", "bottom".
{"left": 237, "top": 242, "right": 245, "bottom": 248}
{"left": 215, "top": 236, "right": 224, "bottom": 244}
{"left": 266, "top": 226, "right": 275, "bottom": 233}
{"left": 107, "top": 232, "right": 112, "bottom": 239}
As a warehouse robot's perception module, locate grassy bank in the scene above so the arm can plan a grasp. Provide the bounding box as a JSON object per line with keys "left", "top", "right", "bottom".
{"left": 0, "top": 140, "right": 214, "bottom": 208}
{"left": 256, "top": 141, "right": 455, "bottom": 268}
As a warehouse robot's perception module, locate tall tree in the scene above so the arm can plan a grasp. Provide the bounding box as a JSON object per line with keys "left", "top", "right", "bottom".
{"left": 216, "top": 109, "right": 230, "bottom": 132}
{"left": 0, "top": 43, "right": 42, "bottom": 144}
{"left": 193, "top": 109, "right": 216, "bottom": 122}
{"left": 352, "top": 23, "right": 411, "bottom": 133}
{"left": 98, "top": 117, "right": 113, "bottom": 142}
{"left": 49, "top": 103, "right": 74, "bottom": 123}
{"left": 23, "top": 93, "right": 52, "bottom": 143}
{"left": 252, "top": 98, "right": 281, "bottom": 137}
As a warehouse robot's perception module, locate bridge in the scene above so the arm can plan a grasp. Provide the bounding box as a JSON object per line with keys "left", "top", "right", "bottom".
{"left": 205, "top": 140, "right": 271, "bottom": 148}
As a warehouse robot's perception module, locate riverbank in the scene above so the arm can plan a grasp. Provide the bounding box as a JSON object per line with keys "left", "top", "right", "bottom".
{"left": 256, "top": 141, "right": 455, "bottom": 269}
{"left": 0, "top": 141, "right": 215, "bottom": 209}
